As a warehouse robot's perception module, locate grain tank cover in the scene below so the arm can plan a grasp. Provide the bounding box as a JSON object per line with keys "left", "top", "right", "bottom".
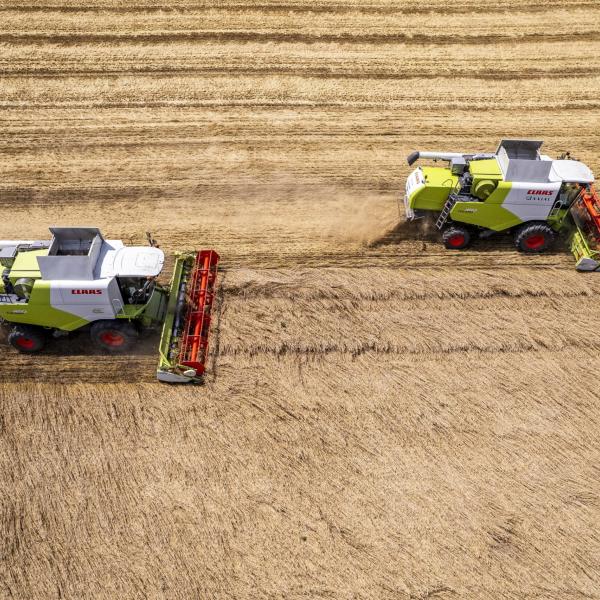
{"left": 37, "top": 227, "right": 104, "bottom": 281}
{"left": 496, "top": 139, "right": 544, "bottom": 160}
{"left": 496, "top": 139, "right": 553, "bottom": 183}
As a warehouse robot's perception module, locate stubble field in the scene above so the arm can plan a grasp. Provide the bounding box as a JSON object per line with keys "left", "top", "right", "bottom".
{"left": 1, "top": 1, "right": 600, "bottom": 599}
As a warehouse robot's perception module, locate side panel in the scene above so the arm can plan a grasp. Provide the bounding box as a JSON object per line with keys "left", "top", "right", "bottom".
{"left": 0, "top": 281, "right": 89, "bottom": 330}
{"left": 450, "top": 183, "right": 516, "bottom": 231}
{"left": 451, "top": 201, "right": 522, "bottom": 231}
{"left": 51, "top": 279, "right": 119, "bottom": 322}
{"left": 452, "top": 181, "right": 562, "bottom": 231}
{"left": 500, "top": 182, "right": 561, "bottom": 222}
{"left": 408, "top": 166, "right": 457, "bottom": 212}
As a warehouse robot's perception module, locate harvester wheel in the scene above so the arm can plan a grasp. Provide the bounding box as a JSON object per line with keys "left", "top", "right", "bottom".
{"left": 8, "top": 325, "right": 46, "bottom": 353}
{"left": 90, "top": 320, "right": 138, "bottom": 352}
{"left": 514, "top": 222, "right": 556, "bottom": 253}
{"left": 442, "top": 226, "right": 471, "bottom": 250}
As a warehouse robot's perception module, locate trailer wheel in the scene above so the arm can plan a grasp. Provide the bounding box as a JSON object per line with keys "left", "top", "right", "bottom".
{"left": 90, "top": 320, "right": 138, "bottom": 352}
{"left": 8, "top": 325, "right": 46, "bottom": 353}
{"left": 442, "top": 226, "right": 471, "bottom": 250}
{"left": 514, "top": 222, "right": 556, "bottom": 253}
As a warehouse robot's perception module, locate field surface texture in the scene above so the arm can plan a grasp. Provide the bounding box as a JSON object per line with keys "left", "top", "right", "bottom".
{"left": 1, "top": 1, "right": 600, "bottom": 599}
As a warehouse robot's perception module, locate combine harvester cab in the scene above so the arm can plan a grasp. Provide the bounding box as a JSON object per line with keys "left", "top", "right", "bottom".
{"left": 403, "top": 139, "right": 595, "bottom": 254}
{"left": 157, "top": 250, "right": 220, "bottom": 383}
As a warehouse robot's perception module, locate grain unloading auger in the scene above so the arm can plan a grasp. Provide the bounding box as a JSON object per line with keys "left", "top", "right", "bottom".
{"left": 402, "top": 138, "right": 600, "bottom": 270}
{"left": 0, "top": 227, "right": 219, "bottom": 383}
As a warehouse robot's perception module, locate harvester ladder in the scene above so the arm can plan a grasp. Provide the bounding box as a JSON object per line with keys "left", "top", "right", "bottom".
{"left": 548, "top": 200, "right": 562, "bottom": 220}
{"left": 436, "top": 193, "right": 459, "bottom": 230}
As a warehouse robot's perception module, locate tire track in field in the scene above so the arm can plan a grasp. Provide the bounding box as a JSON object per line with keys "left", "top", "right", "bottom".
{"left": 3, "top": 264, "right": 596, "bottom": 384}
{"left": 1, "top": 66, "right": 596, "bottom": 82}
{"left": 0, "top": 339, "right": 592, "bottom": 384}
{"left": 0, "top": 31, "right": 595, "bottom": 45}
{"left": 0, "top": 2, "right": 597, "bottom": 15}
{"left": 5, "top": 101, "right": 600, "bottom": 111}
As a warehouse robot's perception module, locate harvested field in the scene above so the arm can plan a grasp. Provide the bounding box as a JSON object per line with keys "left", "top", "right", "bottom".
{"left": 1, "top": 1, "right": 600, "bottom": 599}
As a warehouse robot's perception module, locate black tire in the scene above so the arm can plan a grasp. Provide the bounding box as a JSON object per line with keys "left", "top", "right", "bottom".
{"left": 90, "top": 320, "right": 138, "bottom": 352}
{"left": 442, "top": 225, "right": 471, "bottom": 250}
{"left": 514, "top": 222, "right": 556, "bottom": 253}
{"left": 8, "top": 324, "right": 46, "bottom": 353}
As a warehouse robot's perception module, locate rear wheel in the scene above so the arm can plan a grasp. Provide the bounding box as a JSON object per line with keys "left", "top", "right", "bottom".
{"left": 90, "top": 320, "right": 138, "bottom": 352}
{"left": 442, "top": 225, "right": 471, "bottom": 250}
{"left": 514, "top": 222, "right": 556, "bottom": 253}
{"left": 8, "top": 325, "right": 46, "bottom": 353}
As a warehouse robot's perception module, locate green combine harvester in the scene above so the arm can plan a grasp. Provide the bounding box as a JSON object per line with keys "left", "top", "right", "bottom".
{"left": 0, "top": 227, "right": 219, "bottom": 383}
{"left": 403, "top": 139, "right": 600, "bottom": 270}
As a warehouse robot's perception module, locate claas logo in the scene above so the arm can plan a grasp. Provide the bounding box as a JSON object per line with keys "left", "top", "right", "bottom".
{"left": 71, "top": 289, "right": 102, "bottom": 295}
{"left": 527, "top": 189, "right": 554, "bottom": 196}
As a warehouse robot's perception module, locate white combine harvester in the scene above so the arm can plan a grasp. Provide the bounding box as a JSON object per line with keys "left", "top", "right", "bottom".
{"left": 0, "top": 227, "right": 219, "bottom": 383}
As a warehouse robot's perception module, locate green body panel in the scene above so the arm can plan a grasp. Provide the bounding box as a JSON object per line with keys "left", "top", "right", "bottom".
{"left": 8, "top": 249, "right": 46, "bottom": 283}
{"left": 466, "top": 159, "right": 502, "bottom": 200}
{"left": 547, "top": 207, "right": 571, "bottom": 231}
{"left": 567, "top": 198, "right": 600, "bottom": 268}
{"left": 449, "top": 183, "right": 523, "bottom": 231}
{"left": 570, "top": 229, "right": 596, "bottom": 263}
{"left": 482, "top": 181, "right": 512, "bottom": 205}
{"left": 115, "top": 288, "right": 168, "bottom": 325}
{"left": 468, "top": 158, "right": 502, "bottom": 178}
{"left": 409, "top": 166, "right": 457, "bottom": 212}
{"left": 157, "top": 254, "right": 187, "bottom": 372}
{"left": 451, "top": 202, "right": 520, "bottom": 230}
{"left": 137, "top": 286, "right": 169, "bottom": 327}
{"left": 117, "top": 304, "right": 144, "bottom": 319}
{"left": 0, "top": 281, "right": 88, "bottom": 331}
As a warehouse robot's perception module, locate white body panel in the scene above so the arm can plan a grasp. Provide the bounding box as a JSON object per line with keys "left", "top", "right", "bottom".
{"left": 157, "top": 370, "right": 196, "bottom": 383}
{"left": 99, "top": 245, "right": 164, "bottom": 278}
{"left": 49, "top": 278, "right": 123, "bottom": 321}
{"left": 501, "top": 182, "right": 561, "bottom": 222}
{"left": 549, "top": 160, "right": 594, "bottom": 184}
{"left": 575, "top": 257, "right": 600, "bottom": 271}
{"left": 404, "top": 168, "right": 426, "bottom": 218}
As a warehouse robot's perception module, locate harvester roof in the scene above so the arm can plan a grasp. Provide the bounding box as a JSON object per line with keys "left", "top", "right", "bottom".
{"left": 10, "top": 227, "right": 164, "bottom": 282}
{"left": 98, "top": 245, "right": 164, "bottom": 278}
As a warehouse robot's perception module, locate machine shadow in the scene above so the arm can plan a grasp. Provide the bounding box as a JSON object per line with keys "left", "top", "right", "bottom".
{"left": 368, "top": 218, "right": 438, "bottom": 248}
{"left": 37, "top": 328, "right": 159, "bottom": 358}
{"left": 368, "top": 217, "right": 571, "bottom": 256}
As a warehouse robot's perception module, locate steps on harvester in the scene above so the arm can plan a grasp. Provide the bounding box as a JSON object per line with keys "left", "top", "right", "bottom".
{"left": 436, "top": 193, "right": 459, "bottom": 230}
{"left": 157, "top": 250, "right": 220, "bottom": 383}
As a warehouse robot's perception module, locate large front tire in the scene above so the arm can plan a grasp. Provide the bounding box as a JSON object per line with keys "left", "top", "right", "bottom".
{"left": 442, "top": 225, "right": 471, "bottom": 250}
{"left": 514, "top": 222, "right": 556, "bottom": 253}
{"left": 90, "top": 320, "right": 138, "bottom": 352}
{"left": 8, "top": 325, "right": 46, "bottom": 353}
